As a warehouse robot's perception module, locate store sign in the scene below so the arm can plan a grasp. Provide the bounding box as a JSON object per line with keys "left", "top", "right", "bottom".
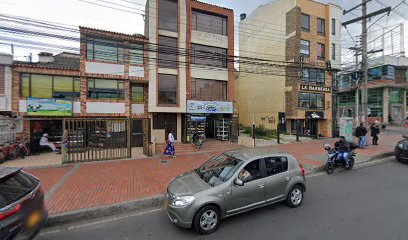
{"left": 300, "top": 84, "right": 331, "bottom": 93}
{"left": 305, "top": 111, "right": 324, "bottom": 119}
{"left": 27, "top": 98, "right": 73, "bottom": 116}
{"left": 187, "top": 100, "right": 233, "bottom": 114}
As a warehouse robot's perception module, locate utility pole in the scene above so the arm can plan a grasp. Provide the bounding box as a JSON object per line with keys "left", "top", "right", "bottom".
{"left": 343, "top": 0, "right": 390, "bottom": 126}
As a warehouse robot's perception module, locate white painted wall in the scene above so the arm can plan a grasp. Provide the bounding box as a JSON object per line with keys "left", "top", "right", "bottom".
{"left": 85, "top": 62, "right": 125, "bottom": 75}
{"left": 19, "top": 100, "right": 27, "bottom": 112}
{"left": 129, "top": 66, "right": 145, "bottom": 77}
{"left": 190, "top": 65, "right": 228, "bottom": 81}
{"left": 73, "top": 102, "right": 81, "bottom": 113}
{"left": 191, "top": 30, "right": 228, "bottom": 49}
{"left": 86, "top": 102, "right": 125, "bottom": 113}
{"left": 0, "top": 53, "right": 12, "bottom": 112}
{"left": 329, "top": 4, "right": 342, "bottom": 70}
{"left": 131, "top": 104, "right": 144, "bottom": 114}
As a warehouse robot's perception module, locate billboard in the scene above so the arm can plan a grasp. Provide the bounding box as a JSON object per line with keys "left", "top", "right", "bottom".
{"left": 339, "top": 117, "right": 354, "bottom": 142}
{"left": 27, "top": 98, "right": 73, "bottom": 116}
{"left": 187, "top": 100, "right": 233, "bottom": 114}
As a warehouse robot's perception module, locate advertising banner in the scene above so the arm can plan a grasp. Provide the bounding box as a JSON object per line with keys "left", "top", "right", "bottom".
{"left": 187, "top": 100, "right": 233, "bottom": 114}
{"left": 27, "top": 98, "right": 73, "bottom": 116}
{"left": 340, "top": 117, "right": 354, "bottom": 142}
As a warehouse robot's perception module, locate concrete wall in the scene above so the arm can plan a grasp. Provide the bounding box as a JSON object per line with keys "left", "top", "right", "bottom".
{"left": 191, "top": 30, "right": 228, "bottom": 49}
{"left": 190, "top": 65, "right": 228, "bottom": 81}
{"left": 86, "top": 102, "right": 126, "bottom": 114}
{"left": 85, "top": 62, "right": 125, "bottom": 75}
{"left": 238, "top": 0, "right": 295, "bottom": 128}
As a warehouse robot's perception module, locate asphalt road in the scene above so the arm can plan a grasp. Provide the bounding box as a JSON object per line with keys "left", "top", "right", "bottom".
{"left": 39, "top": 159, "right": 408, "bottom": 240}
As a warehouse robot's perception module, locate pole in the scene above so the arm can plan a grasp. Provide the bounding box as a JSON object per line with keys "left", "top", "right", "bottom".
{"left": 355, "top": 45, "right": 360, "bottom": 125}
{"left": 296, "top": 119, "right": 300, "bottom": 142}
{"left": 252, "top": 123, "right": 256, "bottom": 147}
{"left": 361, "top": 0, "right": 368, "bottom": 126}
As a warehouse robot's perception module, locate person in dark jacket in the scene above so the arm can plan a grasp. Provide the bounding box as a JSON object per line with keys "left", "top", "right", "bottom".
{"left": 370, "top": 123, "right": 380, "bottom": 145}
{"left": 334, "top": 136, "right": 351, "bottom": 168}
{"left": 355, "top": 123, "right": 368, "bottom": 149}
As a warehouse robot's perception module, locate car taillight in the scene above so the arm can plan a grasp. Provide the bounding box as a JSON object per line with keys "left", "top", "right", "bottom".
{"left": 299, "top": 163, "right": 305, "bottom": 176}
{"left": 0, "top": 203, "right": 21, "bottom": 221}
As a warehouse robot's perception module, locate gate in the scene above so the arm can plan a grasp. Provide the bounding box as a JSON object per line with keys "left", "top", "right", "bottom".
{"left": 63, "top": 118, "right": 130, "bottom": 163}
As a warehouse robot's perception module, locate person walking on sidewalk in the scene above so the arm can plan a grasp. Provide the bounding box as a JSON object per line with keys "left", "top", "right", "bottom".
{"left": 163, "top": 129, "right": 176, "bottom": 158}
{"left": 370, "top": 123, "right": 380, "bottom": 145}
{"left": 355, "top": 123, "right": 368, "bottom": 149}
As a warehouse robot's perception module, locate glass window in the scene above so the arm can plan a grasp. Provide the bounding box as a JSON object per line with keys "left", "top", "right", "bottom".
{"left": 131, "top": 84, "right": 144, "bottom": 102}
{"left": 191, "top": 78, "right": 227, "bottom": 101}
{"left": 301, "top": 14, "right": 310, "bottom": 31}
{"left": 158, "top": 36, "right": 178, "bottom": 69}
{"left": 31, "top": 75, "right": 52, "bottom": 98}
{"left": 158, "top": 74, "right": 177, "bottom": 105}
{"left": 158, "top": 0, "right": 178, "bottom": 32}
{"left": 317, "top": 94, "right": 325, "bottom": 109}
{"left": 332, "top": 43, "right": 336, "bottom": 60}
{"left": 265, "top": 157, "right": 288, "bottom": 176}
{"left": 239, "top": 159, "right": 261, "bottom": 183}
{"left": 317, "top": 43, "right": 325, "bottom": 59}
{"left": 86, "top": 37, "right": 124, "bottom": 63}
{"left": 317, "top": 18, "right": 325, "bottom": 35}
{"left": 300, "top": 40, "right": 310, "bottom": 56}
{"left": 129, "top": 43, "right": 144, "bottom": 65}
{"left": 389, "top": 88, "right": 403, "bottom": 104}
{"left": 301, "top": 68, "right": 324, "bottom": 85}
{"left": 337, "top": 92, "right": 355, "bottom": 106}
{"left": 317, "top": 69, "right": 325, "bottom": 85}
{"left": 21, "top": 74, "right": 30, "bottom": 97}
{"left": 53, "top": 76, "right": 79, "bottom": 98}
{"left": 88, "top": 78, "right": 124, "bottom": 100}
{"left": 331, "top": 18, "right": 336, "bottom": 35}
{"left": 298, "top": 92, "right": 310, "bottom": 108}
{"left": 368, "top": 88, "right": 383, "bottom": 117}
{"left": 298, "top": 92, "right": 325, "bottom": 110}
{"left": 191, "top": 44, "right": 227, "bottom": 68}
{"left": 192, "top": 10, "right": 228, "bottom": 36}
{"left": 0, "top": 171, "right": 38, "bottom": 209}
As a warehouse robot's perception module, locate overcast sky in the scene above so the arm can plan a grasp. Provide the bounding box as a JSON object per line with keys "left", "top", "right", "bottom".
{"left": 0, "top": 0, "right": 407, "bottom": 63}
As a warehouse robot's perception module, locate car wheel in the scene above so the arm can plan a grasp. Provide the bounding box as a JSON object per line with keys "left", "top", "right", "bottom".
{"left": 345, "top": 157, "right": 355, "bottom": 170}
{"left": 194, "top": 205, "right": 220, "bottom": 234}
{"left": 287, "top": 185, "right": 304, "bottom": 208}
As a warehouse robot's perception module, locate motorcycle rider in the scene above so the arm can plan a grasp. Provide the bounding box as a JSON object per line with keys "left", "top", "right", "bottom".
{"left": 192, "top": 131, "right": 199, "bottom": 144}
{"left": 334, "top": 136, "right": 350, "bottom": 168}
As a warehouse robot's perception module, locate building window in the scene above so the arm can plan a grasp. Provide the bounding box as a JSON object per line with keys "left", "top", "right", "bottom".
{"left": 298, "top": 92, "right": 325, "bottom": 110}
{"left": 21, "top": 74, "right": 80, "bottom": 99}
{"left": 191, "top": 44, "right": 227, "bottom": 68}
{"left": 368, "top": 88, "right": 383, "bottom": 117}
{"left": 86, "top": 36, "right": 124, "bottom": 63}
{"left": 317, "top": 18, "right": 325, "bottom": 35}
{"left": 129, "top": 43, "right": 144, "bottom": 65}
{"left": 300, "top": 40, "right": 310, "bottom": 56}
{"left": 389, "top": 88, "right": 403, "bottom": 104}
{"left": 331, "top": 43, "right": 336, "bottom": 60}
{"left": 87, "top": 78, "right": 124, "bottom": 100}
{"left": 158, "top": 0, "right": 178, "bottom": 32}
{"left": 317, "top": 43, "right": 325, "bottom": 59}
{"left": 191, "top": 78, "right": 227, "bottom": 101}
{"left": 158, "top": 74, "right": 177, "bottom": 105}
{"left": 337, "top": 92, "right": 355, "bottom": 106}
{"left": 153, "top": 113, "right": 177, "bottom": 139}
{"left": 131, "top": 84, "right": 144, "bottom": 102}
{"left": 331, "top": 18, "right": 336, "bottom": 35}
{"left": 368, "top": 65, "right": 395, "bottom": 80}
{"left": 301, "top": 14, "right": 310, "bottom": 31}
{"left": 192, "top": 10, "right": 227, "bottom": 36}
{"left": 158, "top": 36, "right": 178, "bottom": 69}
{"left": 301, "top": 68, "right": 325, "bottom": 86}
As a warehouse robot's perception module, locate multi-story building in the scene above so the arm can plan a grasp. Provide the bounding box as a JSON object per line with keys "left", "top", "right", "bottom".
{"left": 239, "top": 0, "right": 341, "bottom": 138}
{"left": 145, "top": 0, "right": 237, "bottom": 143}
{"left": 337, "top": 55, "right": 408, "bottom": 125}
{"left": 11, "top": 27, "right": 151, "bottom": 158}
{"left": 0, "top": 53, "right": 12, "bottom": 114}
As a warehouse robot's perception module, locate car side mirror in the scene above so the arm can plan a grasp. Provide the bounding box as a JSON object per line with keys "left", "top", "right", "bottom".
{"left": 234, "top": 178, "right": 244, "bottom": 186}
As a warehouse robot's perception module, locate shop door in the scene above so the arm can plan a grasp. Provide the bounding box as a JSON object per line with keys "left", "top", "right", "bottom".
{"left": 306, "top": 119, "right": 318, "bottom": 136}
{"left": 131, "top": 120, "right": 143, "bottom": 147}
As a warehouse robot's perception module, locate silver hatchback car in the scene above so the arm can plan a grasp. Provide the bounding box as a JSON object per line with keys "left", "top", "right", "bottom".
{"left": 165, "top": 148, "right": 306, "bottom": 234}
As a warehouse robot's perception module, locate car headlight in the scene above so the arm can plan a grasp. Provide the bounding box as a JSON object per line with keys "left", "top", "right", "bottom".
{"left": 172, "top": 195, "right": 195, "bottom": 207}
{"left": 398, "top": 143, "right": 404, "bottom": 149}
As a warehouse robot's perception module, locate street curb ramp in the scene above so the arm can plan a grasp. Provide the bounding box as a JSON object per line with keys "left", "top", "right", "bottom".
{"left": 47, "top": 195, "right": 165, "bottom": 227}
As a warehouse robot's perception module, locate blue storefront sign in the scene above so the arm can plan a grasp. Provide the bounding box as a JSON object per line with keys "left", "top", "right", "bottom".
{"left": 187, "top": 100, "right": 233, "bottom": 114}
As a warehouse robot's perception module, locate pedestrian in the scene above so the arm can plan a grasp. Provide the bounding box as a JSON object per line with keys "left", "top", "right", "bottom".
{"left": 39, "top": 133, "right": 58, "bottom": 153}
{"left": 61, "top": 129, "right": 69, "bottom": 162}
{"left": 370, "top": 123, "right": 380, "bottom": 145}
{"left": 163, "top": 129, "right": 176, "bottom": 158}
{"left": 355, "top": 123, "right": 368, "bottom": 149}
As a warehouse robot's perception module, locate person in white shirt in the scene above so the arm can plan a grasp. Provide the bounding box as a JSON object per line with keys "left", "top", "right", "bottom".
{"left": 39, "top": 133, "right": 57, "bottom": 152}
{"left": 163, "top": 129, "right": 175, "bottom": 157}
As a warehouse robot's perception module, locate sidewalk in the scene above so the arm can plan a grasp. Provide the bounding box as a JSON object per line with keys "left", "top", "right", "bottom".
{"left": 20, "top": 129, "right": 403, "bottom": 225}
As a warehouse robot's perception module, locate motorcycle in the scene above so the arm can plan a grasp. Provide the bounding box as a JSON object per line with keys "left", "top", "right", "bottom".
{"left": 324, "top": 143, "right": 356, "bottom": 174}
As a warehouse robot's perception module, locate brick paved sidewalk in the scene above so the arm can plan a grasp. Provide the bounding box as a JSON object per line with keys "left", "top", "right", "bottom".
{"left": 22, "top": 129, "right": 403, "bottom": 219}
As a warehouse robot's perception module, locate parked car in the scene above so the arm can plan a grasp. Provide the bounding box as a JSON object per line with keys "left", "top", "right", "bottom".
{"left": 164, "top": 149, "right": 306, "bottom": 234}
{"left": 0, "top": 167, "right": 48, "bottom": 240}
{"left": 395, "top": 135, "right": 408, "bottom": 163}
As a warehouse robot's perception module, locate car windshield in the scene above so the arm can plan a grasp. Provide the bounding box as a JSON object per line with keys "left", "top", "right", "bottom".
{"left": 0, "top": 171, "right": 38, "bottom": 208}
{"left": 195, "top": 153, "right": 244, "bottom": 187}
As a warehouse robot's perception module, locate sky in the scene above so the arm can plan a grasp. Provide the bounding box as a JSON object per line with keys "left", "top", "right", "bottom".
{"left": 0, "top": 0, "right": 407, "bottom": 64}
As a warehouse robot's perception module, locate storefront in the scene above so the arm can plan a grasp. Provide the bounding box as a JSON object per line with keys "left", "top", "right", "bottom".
{"left": 185, "top": 100, "right": 233, "bottom": 142}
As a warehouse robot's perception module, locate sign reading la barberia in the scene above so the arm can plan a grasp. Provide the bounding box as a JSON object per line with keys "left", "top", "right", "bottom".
{"left": 300, "top": 84, "right": 331, "bottom": 93}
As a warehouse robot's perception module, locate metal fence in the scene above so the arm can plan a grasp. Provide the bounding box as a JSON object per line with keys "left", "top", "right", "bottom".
{"left": 63, "top": 118, "right": 131, "bottom": 163}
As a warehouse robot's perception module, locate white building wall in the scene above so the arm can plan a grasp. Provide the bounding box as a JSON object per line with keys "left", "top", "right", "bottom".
{"left": 0, "top": 54, "right": 12, "bottom": 112}
{"left": 329, "top": 4, "right": 342, "bottom": 70}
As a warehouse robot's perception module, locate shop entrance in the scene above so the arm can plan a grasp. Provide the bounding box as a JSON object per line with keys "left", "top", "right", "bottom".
{"left": 186, "top": 114, "right": 231, "bottom": 142}
{"left": 30, "top": 119, "right": 63, "bottom": 152}
{"left": 305, "top": 119, "right": 318, "bottom": 136}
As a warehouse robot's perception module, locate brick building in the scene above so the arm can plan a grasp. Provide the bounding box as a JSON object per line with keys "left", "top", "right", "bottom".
{"left": 11, "top": 27, "right": 151, "bottom": 157}
{"left": 239, "top": 0, "right": 341, "bottom": 138}
{"left": 145, "top": 0, "right": 237, "bottom": 144}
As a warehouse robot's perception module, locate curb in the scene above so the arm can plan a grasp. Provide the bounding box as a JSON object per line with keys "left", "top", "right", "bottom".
{"left": 46, "top": 195, "right": 164, "bottom": 227}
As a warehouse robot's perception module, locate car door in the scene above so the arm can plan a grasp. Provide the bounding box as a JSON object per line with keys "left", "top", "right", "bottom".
{"left": 264, "top": 156, "right": 290, "bottom": 203}
{"left": 225, "top": 159, "right": 266, "bottom": 215}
